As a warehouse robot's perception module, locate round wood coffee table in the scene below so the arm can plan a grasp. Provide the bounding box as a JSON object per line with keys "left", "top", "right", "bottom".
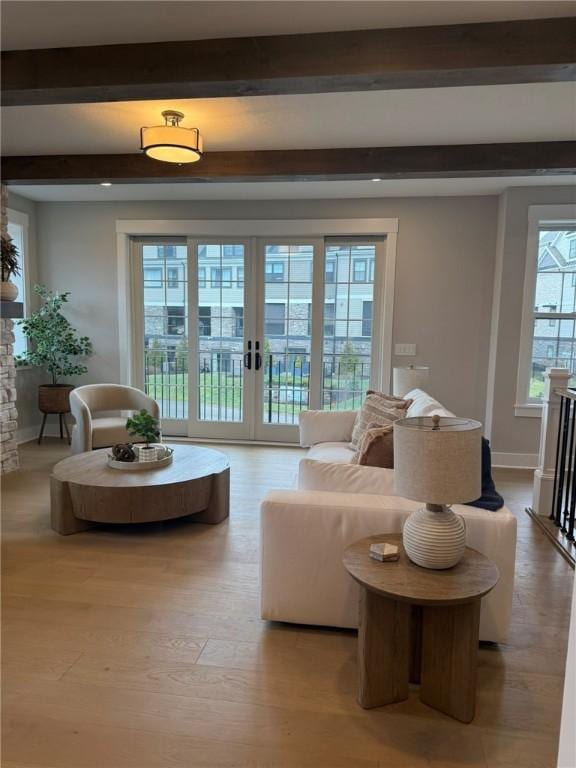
{"left": 50, "top": 444, "right": 230, "bottom": 535}
{"left": 343, "top": 533, "right": 499, "bottom": 723}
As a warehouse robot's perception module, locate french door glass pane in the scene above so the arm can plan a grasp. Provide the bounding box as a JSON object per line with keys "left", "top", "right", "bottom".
{"left": 263, "top": 244, "right": 313, "bottom": 424}
{"left": 142, "top": 244, "right": 188, "bottom": 419}
{"left": 197, "top": 244, "right": 245, "bottom": 422}
{"left": 322, "top": 244, "right": 375, "bottom": 410}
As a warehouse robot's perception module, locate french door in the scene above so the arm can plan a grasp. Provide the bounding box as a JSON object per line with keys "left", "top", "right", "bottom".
{"left": 132, "top": 236, "right": 387, "bottom": 442}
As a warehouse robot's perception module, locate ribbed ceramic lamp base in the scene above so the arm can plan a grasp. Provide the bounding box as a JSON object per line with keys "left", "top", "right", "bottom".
{"left": 402, "top": 504, "right": 466, "bottom": 570}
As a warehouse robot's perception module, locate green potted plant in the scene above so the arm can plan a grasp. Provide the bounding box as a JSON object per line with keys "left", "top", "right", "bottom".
{"left": 126, "top": 409, "right": 161, "bottom": 462}
{"left": 1, "top": 234, "right": 21, "bottom": 301}
{"left": 17, "top": 285, "right": 92, "bottom": 415}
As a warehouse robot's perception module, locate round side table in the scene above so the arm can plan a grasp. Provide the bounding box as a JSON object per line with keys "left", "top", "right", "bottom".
{"left": 343, "top": 533, "right": 499, "bottom": 723}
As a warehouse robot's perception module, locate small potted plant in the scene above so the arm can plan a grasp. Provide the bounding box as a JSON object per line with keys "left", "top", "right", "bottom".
{"left": 1, "top": 233, "right": 21, "bottom": 301}
{"left": 126, "top": 409, "right": 161, "bottom": 462}
{"left": 17, "top": 285, "right": 92, "bottom": 414}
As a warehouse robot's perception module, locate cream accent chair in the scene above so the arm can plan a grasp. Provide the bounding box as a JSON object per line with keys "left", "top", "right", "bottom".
{"left": 70, "top": 384, "right": 160, "bottom": 455}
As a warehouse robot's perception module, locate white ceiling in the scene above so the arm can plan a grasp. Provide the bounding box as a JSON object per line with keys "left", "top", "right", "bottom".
{"left": 3, "top": 83, "right": 576, "bottom": 155}
{"left": 11, "top": 176, "right": 576, "bottom": 203}
{"left": 3, "top": 1, "right": 575, "bottom": 203}
{"left": 3, "top": 1, "right": 575, "bottom": 50}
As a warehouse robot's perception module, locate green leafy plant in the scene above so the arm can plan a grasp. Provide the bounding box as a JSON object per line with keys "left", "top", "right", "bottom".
{"left": 126, "top": 409, "right": 160, "bottom": 447}
{"left": 17, "top": 285, "right": 92, "bottom": 384}
{"left": 146, "top": 338, "right": 164, "bottom": 373}
{"left": 1, "top": 235, "right": 21, "bottom": 282}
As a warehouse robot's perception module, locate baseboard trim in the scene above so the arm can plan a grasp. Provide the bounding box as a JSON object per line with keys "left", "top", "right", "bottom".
{"left": 492, "top": 452, "right": 538, "bottom": 470}
{"left": 17, "top": 424, "right": 67, "bottom": 444}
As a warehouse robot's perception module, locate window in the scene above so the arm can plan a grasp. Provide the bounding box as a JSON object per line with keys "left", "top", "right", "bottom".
{"left": 233, "top": 307, "right": 243, "bottom": 337}
{"left": 216, "top": 352, "right": 231, "bottom": 373}
{"left": 237, "top": 266, "right": 244, "bottom": 288}
{"left": 167, "top": 306, "right": 185, "bottom": 336}
{"left": 144, "top": 267, "right": 162, "bottom": 287}
{"left": 353, "top": 259, "right": 367, "bottom": 282}
{"left": 324, "top": 302, "right": 335, "bottom": 336}
{"left": 544, "top": 305, "right": 558, "bottom": 327}
{"left": 211, "top": 267, "right": 232, "bottom": 288}
{"left": 198, "top": 306, "right": 211, "bottom": 336}
{"left": 167, "top": 267, "right": 179, "bottom": 288}
{"left": 265, "top": 262, "right": 284, "bottom": 282}
{"left": 362, "top": 301, "right": 373, "bottom": 337}
{"left": 7, "top": 213, "right": 27, "bottom": 358}
{"left": 265, "top": 303, "right": 285, "bottom": 335}
{"left": 325, "top": 259, "right": 336, "bottom": 283}
{"left": 198, "top": 267, "right": 206, "bottom": 288}
{"left": 517, "top": 211, "right": 576, "bottom": 410}
{"left": 223, "top": 245, "right": 243, "bottom": 258}
{"left": 569, "top": 239, "right": 576, "bottom": 261}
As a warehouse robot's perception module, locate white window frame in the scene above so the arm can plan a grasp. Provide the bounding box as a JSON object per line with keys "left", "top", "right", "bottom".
{"left": 515, "top": 205, "right": 576, "bottom": 417}
{"left": 6, "top": 208, "right": 30, "bottom": 358}
{"left": 116, "top": 219, "right": 398, "bottom": 398}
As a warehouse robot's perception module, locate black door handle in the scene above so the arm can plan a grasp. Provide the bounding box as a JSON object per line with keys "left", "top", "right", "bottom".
{"left": 244, "top": 340, "right": 252, "bottom": 370}
{"left": 255, "top": 340, "right": 262, "bottom": 371}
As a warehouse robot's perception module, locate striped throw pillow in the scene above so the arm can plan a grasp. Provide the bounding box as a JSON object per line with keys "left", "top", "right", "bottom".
{"left": 351, "top": 394, "right": 407, "bottom": 448}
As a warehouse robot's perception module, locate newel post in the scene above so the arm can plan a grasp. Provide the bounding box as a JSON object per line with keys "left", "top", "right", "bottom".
{"left": 532, "top": 367, "right": 572, "bottom": 516}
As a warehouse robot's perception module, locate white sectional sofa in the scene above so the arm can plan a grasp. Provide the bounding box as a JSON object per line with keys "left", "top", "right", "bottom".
{"left": 260, "top": 389, "right": 517, "bottom": 643}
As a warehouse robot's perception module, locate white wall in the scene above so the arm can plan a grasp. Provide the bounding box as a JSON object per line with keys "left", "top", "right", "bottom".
{"left": 558, "top": 575, "right": 576, "bottom": 768}
{"left": 486, "top": 186, "right": 576, "bottom": 460}
{"left": 32, "top": 195, "right": 498, "bottom": 433}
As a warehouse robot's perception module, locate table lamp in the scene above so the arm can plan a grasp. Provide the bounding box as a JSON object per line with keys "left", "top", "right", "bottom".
{"left": 393, "top": 365, "right": 430, "bottom": 397}
{"left": 394, "top": 414, "right": 482, "bottom": 569}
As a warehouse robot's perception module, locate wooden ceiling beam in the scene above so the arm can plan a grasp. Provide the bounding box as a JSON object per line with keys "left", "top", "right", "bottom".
{"left": 2, "top": 17, "right": 575, "bottom": 107}
{"left": 3, "top": 142, "right": 575, "bottom": 184}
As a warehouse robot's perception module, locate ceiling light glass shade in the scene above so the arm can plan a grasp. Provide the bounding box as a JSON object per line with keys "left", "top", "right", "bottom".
{"left": 140, "top": 111, "right": 203, "bottom": 164}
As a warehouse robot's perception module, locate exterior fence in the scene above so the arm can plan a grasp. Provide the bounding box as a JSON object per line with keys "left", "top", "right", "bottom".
{"left": 144, "top": 347, "right": 370, "bottom": 425}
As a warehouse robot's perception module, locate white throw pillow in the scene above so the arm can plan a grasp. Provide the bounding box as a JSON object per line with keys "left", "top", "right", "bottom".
{"left": 404, "top": 388, "right": 455, "bottom": 418}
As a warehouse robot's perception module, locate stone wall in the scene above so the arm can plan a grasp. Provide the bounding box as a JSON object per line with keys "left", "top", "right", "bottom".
{"left": 0, "top": 319, "right": 19, "bottom": 474}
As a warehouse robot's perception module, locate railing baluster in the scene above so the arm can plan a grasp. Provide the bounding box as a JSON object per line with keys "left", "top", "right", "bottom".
{"left": 554, "top": 394, "right": 571, "bottom": 527}
{"left": 551, "top": 393, "right": 567, "bottom": 521}
{"left": 568, "top": 430, "right": 576, "bottom": 541}
{"left": 562, "top": 399, "right": 576, "bottom": 533}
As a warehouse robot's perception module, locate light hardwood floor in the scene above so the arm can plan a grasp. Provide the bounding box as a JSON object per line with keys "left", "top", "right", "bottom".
{"left": 1, "top": 440, "right": 573, "bottom": 768}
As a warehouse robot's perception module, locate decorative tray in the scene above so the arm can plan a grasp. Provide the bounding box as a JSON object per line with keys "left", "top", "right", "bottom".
{"left": 106, "top": 446, "right": 174, "bottom": 471}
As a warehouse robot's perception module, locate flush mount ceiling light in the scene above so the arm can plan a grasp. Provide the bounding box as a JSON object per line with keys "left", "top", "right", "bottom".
{"left": 140, "top": 110, "right": 203, "bottom": 164}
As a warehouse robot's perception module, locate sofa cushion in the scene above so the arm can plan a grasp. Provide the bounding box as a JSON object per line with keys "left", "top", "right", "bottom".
{"left": 298, "top": 410, "right": 357, "bottom": 447}
{"left": 405, "top": 388, "right": 455, "bottom": 418}
{"left": 306, "top": 442, "right": 355, "bottom": 464}
{"left": 298, "top": 458, "right": 396, "bottom": 495}
{"left": 91, "top": 417, "right": 133, "bottom": 449}
{"left": 351, "top": 395, "right": 406, "bottom": 448}
{"left": 352, "top": 422, "right": 395, "bottom": 468}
